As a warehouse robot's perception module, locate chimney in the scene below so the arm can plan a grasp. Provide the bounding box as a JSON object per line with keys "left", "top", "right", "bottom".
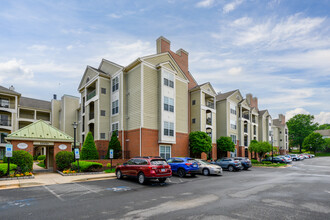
{"left": 279, "top": 114, "right": 285, "bottom": 125}
{"left": 246, "top": 93, "right": 252, "bottom": 105}
{"left": 9, "top": 85, "right": 15, "bottom": 91}
{"left": 156, "top": 36, "right": 171, "bottom": 54}
{"left": 53, "top": 94, "right": 57, "bottom": 100}
{"left": 253, "top": 97, "right": 258, "bottom": 111}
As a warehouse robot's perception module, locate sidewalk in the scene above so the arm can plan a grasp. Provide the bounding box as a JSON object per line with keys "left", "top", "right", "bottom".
{"left": 0, "top": 172, "right": 116, "bottom": 190}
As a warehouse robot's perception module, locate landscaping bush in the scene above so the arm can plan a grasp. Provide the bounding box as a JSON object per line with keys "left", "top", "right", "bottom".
{"left": 38, "top": 155, "right": 46, "bottom": 161}
{"left": 33, "top": 155, "right": 38, "bottom": 160}
{"left": 55, "top": 151, "right": 74, "bottom": 171}
{"left": 81, "top": 132, "right": 99, "bottom": 160}
{"left": 251, "top": 159, "right": 259, "bottom": 164}
{"left": 106, "top": 131, "right": 122, "bottom": 159}
{"left": 262, "top": 161, "right": 272, "bottom": 164}
{"left": 4, "top": 150, "right": 33, "bottom": 173}
{"left": 71, "top": 161, "right": 102, "bottom": 172}
{"left": 0, "top": 164, "right": 17, "bottom": 177}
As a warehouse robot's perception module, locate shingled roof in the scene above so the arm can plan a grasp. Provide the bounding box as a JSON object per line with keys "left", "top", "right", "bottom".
{"left": 19, "top": 97, "right": 51, "bottom": 110}
{"left": 216, "top": 89, "right": 238, "bottom": 101}
{"left": 0, "top": 85, "right": 21, "bottom": 96}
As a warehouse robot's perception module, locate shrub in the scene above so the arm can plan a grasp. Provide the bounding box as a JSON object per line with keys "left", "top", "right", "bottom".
{"left": 81, "top": 132, "right": 99, "bottom": 160}
{"left": 4, "top": 150, "right": 33, "bottom": 173}
{"left": 106, "top": 131, "right": 122, "bottom": 159}
{"left": 71, "top": 161, "right": 102, "bottom": 172}
{"left": 265, "top": 154, "right": 270, "bottom": 158}
{"left": 38, "top": 155, "right": 46, "bottom": 161}
{"left": 217, "top": 136, "right": 235, "bottom": 152}
{"left": 55, "top": 151, "right": 74, "bottom": 171}
{"left": 251, "top": 159, "right": 259, "bottom": 164}
{"left": 0, "top": 164, "right": 17, "bottom": 177}
{"left": 262, "top": 161, "right": 272, "bottom": 164}
{"left": 33, "top": 155, "right": 38, "bottom": 160}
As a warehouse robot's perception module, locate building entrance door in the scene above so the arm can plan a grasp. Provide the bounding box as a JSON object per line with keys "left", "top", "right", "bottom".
{"left": 47, "top": 146, "right": 54, "bottom": 170}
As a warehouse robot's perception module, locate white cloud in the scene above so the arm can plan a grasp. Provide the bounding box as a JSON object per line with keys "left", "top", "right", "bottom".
{"left": 285, "top": 108, "right": 330, "bottom": 125}
{"left": 0, "top": 59, "right": 34, "bottom": 83}
{"left": 28, "top": 44, "right": 55, "bottom": 52}
{"left": 196, "top": 0, "right": 214, "bottom": 8}
{"left": 231, "top": 17, "right": 252, "bottom": 26}
{"left": 66, "top": 45, "right": 73, "bottom": 50}
{"left": 223, "top": 0, "right": 244, "bottom": 14}
{"left": 109, "top": 13, "right": 122, "bottom": 19}
{"left": 228, "top": 67, "right": 242, "bottom": 75}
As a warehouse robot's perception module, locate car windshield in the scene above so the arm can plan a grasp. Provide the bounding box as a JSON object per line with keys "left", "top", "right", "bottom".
{"left": 197, "top": 160, "right": 211, "bottom": 165}
{"left": 150, "top": 159, "right": 168, "bottom": 165}
{"left": 187, "top": 159, "right": 197, "bottom": 163}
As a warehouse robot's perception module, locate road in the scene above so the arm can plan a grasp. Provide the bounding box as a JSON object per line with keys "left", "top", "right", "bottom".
{"left": 1, "top": 157, "right": 330, "bottom": 220}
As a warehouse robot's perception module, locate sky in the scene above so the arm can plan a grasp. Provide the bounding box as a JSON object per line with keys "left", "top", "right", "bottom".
{"left": 0, "top": 0, "right": 329, "bottom": 124}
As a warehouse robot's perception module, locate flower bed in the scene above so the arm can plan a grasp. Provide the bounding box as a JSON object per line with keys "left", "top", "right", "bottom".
{"left": 0, "top": 172, "right": 34, "bottom": 181}
{"left": 57, "top": 170, "right": 105, "bottom": 176}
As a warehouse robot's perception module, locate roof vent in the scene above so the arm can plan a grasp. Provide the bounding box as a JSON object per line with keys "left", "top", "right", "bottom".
{"left": 9, "top": 85, "right": 15, "bottom": 91}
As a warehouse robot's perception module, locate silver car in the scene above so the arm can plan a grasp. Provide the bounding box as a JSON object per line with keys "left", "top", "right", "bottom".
{"left": 195, "top": 159, "right": 223, "bottom": 176}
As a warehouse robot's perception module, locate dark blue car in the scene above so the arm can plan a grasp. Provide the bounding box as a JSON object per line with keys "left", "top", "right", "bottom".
{"left": 167, "top": 157, "right": 199, "bottom": 177}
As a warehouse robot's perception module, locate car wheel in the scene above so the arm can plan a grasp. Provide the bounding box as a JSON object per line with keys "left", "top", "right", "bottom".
{"left": 243, "top": 167, "right": 249, "bottom": 170}
{"left": 202, "top": 168, "right": 210, "bottom": 176}
{"left": 228, "top": 166, "right": 234, "bottom": 172}
{"left": 116, "top": 169, "right": 123, "bottom": 179}
{"left": 138, "top": 172, "right": 146, "bottom": 184}
{"left": 178, "top": 169, "right": 186, "bottom": 178}
{"left": 158, "top": 178, "right": 166, "bottom": 183}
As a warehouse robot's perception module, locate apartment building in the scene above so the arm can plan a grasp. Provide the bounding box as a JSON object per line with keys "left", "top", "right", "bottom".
{"left": 0, "top": 85, "right": 79, "bottom": 159}
{"left": 272, "top": 114, "right": 289, "bottom": 154}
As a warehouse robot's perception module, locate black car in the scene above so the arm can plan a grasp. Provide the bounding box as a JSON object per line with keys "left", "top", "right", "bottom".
{"left": 234, "top": 157, "right": 252, "bottom": 170}
{"left": 262, "top": 157, "right": 286, "bottom": 163}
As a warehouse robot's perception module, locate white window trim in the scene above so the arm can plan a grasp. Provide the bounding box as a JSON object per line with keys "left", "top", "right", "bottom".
{"left": 159, "top": 145, "right": 171, "bottom": 159}
{"left": 112, "top": 99, "right": 119, "bottom": 116}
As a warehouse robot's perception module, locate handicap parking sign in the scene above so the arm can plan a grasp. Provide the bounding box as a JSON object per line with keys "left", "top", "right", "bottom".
{"left": 5, "top": 144, "right": 13, "bottom": 157}
{"left": 74, "top": 148, "right": 80, "bottom": 159}
{"left": 110, "top": 149, "right": 114, "bottom": 159}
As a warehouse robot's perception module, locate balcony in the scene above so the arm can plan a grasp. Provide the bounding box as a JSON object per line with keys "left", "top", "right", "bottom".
{"left": 0, "top": 119, "right": 11, "bottom": 127}
{"left": 87, "top": 90, "right": 96, "bottom": 101}
{"left": 89, "top": 112, "right": 94, "bottom": 120}
{"left": 0, "top": 100, "right": 9, "bottom": 108}
{"left": 206, "top": 117, "right": 212, "bottom": 125}
{"left": 242, "top": 114, "right": 249, "bottom": 120}
{"left": 206, "top": 102, "right": 214, "bottom": 109}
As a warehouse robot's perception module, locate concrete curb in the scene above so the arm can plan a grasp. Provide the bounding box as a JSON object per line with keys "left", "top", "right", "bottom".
{"left": 0, "top": 175, "right": 35, "bottom": 181}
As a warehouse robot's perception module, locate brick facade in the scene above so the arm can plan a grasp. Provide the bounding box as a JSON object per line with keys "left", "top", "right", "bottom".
{"left": 95, "top": 140, "right": 109, "bottom": 159}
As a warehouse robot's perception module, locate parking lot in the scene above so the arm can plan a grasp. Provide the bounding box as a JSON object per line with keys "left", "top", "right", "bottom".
{"left": 1, "top": 157, "right": 330, "bottom": 220}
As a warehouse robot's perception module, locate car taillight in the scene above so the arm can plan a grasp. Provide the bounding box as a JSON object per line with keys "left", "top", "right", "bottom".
{"left": 234, "top": 161, "right": 238, "bottom": 163}
{"left": 148, "top": 166, "right": 157, "bottom": 169}
{"left": 185, "top": 163, "right": 192, "bottom": 166}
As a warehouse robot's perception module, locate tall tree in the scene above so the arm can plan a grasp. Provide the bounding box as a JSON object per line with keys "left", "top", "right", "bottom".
{"left": 106, "top": 131, "right": 122, "bottom": 159}
{"left": 81, "top": 132, "right": 99, "bottom": 160}
{"left": 248, "top": 140, "right": 259, "bottom": 159}
{"left": 189, "top": 131, "right": 212, "bottom": 157}
{"left": 303, "top": 132, "right": 326, "bottom": 155}
{"left": 286, "top": 114, "right": 318, "bottom": 153}
{"left": 217, "top": 136, "right": 235, "bottom": 153}
{"left": 318, "top": 124, "right": 330, "bottom": 130}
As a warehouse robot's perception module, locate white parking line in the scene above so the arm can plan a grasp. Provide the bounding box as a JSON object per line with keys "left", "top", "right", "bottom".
{"left": 43, "top": 185, "right": 64, "bottom": 201}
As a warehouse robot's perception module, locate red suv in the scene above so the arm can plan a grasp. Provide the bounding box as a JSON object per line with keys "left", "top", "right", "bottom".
{"left": 116, "top": 157, "right": 172, "bottom": 184}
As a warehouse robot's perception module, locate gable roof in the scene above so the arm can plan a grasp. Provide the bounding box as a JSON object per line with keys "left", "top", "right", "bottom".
{"left": 259, "top": 110, "right": 269, "bottom": 116}
{"left": 315, "top": 129, "right": 330, "bottom": 136}
{"left": 6, "top": 120, "right": 73, "bottom": 142}
{"left": 190, "top": 82, "right": 217, "bottom": 95}
{"left": 216, "top": 89, "right": 240, "bottom": 101}
{"left": 0, "top": 85, "right": 21, "bottom": 96}
{"left": 19, "top": 97, "right": 51, "bottom": 110}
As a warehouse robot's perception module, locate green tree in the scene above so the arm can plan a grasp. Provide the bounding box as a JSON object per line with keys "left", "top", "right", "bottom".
{"left": 249, "top": 141, "right": 272, "bottom": 162}
{"left": 318, "top": 124, "right": 330, "bottom": 130}
{"left": 81, "top": 132, "right": 99, "bottom": 160}
{"left": 106, "top": 131, "right": 122, "bottom": 159}
{"left": 189, "top": 131, "right": 212, "bottom": 157}
{"left": 325, "top": 138, "right": 330, "bottom": 150}
{"left": 217, "top": 136, "right": 235, "bottom": 152}
{"left": 303, "top": 132, "right": 326, "bottom": 154}
{"left": 248, "top": 140, "right": 259, "bottom": 159}
{"left": 286, "top": 114, "right": 318, "bottom": 153}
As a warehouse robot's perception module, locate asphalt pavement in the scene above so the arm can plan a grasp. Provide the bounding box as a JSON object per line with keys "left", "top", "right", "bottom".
{"left": 1, "top": 157, "right": 330, "bottom": 220}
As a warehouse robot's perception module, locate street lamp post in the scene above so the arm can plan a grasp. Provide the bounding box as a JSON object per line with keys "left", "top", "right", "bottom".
{"left": 271, "top": 136, "right": 274, "bottom": 163}
{"left": 72, "top": 122, "right": 78, "bottom": 163}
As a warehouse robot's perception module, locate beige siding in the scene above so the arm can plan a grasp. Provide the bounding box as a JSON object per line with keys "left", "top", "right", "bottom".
{"left": 63, "top": 96, "right": 80, "bottom": 137}
{"left": 176, "top": 79, "right": 188, "bottom": 133}
{"left": 127, "top": 65, "right": 141, "bottom": 130}
{"left": 163, "top": 63, "right": 175, "bottom": 71}
{"left": 143, "top": 65, "right": 158, "bottom": 130}
{"left": 99, "top": 61, "right": 121, "bottom": 75}
{"left": 51, "top": 100, "right": 61, "bottom": 129}
{"left": 99, "top": 77, "right": 110, "bottom": 140}
{"left": 190, "top": 91, "right": 200, "bottom": 132}
{"left": 201, "top": 84, "right": 216, "bottom": 96}
{"left": 216, "top": 101, "right": 227, "bottom": 138}
{"left": 79, "top": 68, "right": 98, "bottom": 90}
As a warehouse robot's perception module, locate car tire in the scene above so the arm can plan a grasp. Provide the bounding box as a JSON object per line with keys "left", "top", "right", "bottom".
{"left": 158, "top": 178, "right": 166, "bottom": 183}
{"left": 228, "top": 165, "right": 234, "bottom": 172}
{"left": 178, "top": 168, "right": 186, "bottom": 178}
{"left": 243, "top": 167, "right": 249, "bottom": 170}
{"left": 138, "top": 172, "right": 146, "bottom": 184}
{"left": 202, "top": 168, "right": 210, "bottom": 176}
{"left": 116, "top": 169, "right": 123, "bottom": 179}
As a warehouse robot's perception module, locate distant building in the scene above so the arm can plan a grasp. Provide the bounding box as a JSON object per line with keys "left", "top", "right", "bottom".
{"left": 315, "top": 129, "right": 330, "bottom": 139}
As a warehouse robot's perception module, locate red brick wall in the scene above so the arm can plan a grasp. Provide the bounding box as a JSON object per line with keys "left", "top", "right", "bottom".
{"left": 11, "top": 140, "right": 34, "bottom": 156}
{"left": 85, "top": 159, "right": 127, "bottom": 167}
{"left": 172, "top": 132, "right": 189, "bottom": 157}
{"left": 125, "top": 128, "right": 141, "bottom": 158}
{"left": 54, "top": 142, "right": 72, "bottom": 171}
{"left": 212, "top": 143, "right": 217, "bottom": 160}
{"left": 94, "top": 140, "right": 109, "bottom": 159}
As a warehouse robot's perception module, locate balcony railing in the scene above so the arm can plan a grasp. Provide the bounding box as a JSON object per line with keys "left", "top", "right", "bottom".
{"left": 206, "top": 102, "right": 214, "bottom": 109}
{"left": 0, "top": 100, "right": 9, "bottom": 108}
{"left": 252, "top": 118, "right": 256, "bottom": 123}
{"left": 87, "top": 90, "right": 96, "bottom": 101}
{"left": 89, "top": 113, "right": 94, "bottom": 120}
{"left": 0, "top": 120, "right": 11, "bottom": 126}
{"left": 206, "top": 117, "right": 212, "bottom": 125}
{"left": 244, "top": 127, "right": 248, "bottom": 133}
{"left": 243, "top": 114, "right": 249, "bottom": 120}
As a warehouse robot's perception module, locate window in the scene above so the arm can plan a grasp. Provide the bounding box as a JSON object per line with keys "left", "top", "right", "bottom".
{"left": 192, "top": 100, "right": 196, "bottom": 105}
{"left": 101, "top": 88, "right": 106, "bottom": 94}
{"left": 100, "top": 110, "right": 106, "bottom": 116}
{"left": 0, "top": 132, "right": 8, "bottom": 143}
{"left": 112, "top": 76, "right": 119, "bottom": 92}
{"left": 230, "top": 135, "right": 237, "bottom": 145}
{"left": 230, "top": 103, "right": 236, "bottom": 115}
{"left": 160, "top": 145, "right": 171, "bottom": 159}
{"left": 0, "top": 98, "right": 9, "bottom": 108}
{"left": 230, "top": 120, "right": 237, "bottom": 130}
{"left": 82, "top": 135, "right": 85, "bottom": 143}
{"left": 164, "top": 96, "right": 174, "bottom": 112}
{"left": 163, "top": 71, "right": 174, "bottom": 88}
{"left": 164, "top": 121, "right": 174, "bottom": 137}
{"left": 112, "top": 122, "right": 119, "bottom": 136}
{"left": 112, "top": 100, "right": 119, "bottom": 115}
{"left": 192, "top": 118, "right": 196, "bottom": 124}
{"left": 100, "top": 133, "right": 105, "bottom": 139}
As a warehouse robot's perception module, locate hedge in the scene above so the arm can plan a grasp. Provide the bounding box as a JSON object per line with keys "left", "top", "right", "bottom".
{"left": 38, "top": 155, "right": 46, "bottom": 161}
{"left": 71, "top": 161, "right": 102, "bottom": 172}
{"left": 4, "top": 151, "right": 33, "bottom": 173}
{"left": 56, "top": 151, "right": 74, "bottom": 171}
{"left": 251, "top": 159, "right": 259, "bottom": 164}
{"left": 0, "top": 164, "right": 17, "bottom": 177}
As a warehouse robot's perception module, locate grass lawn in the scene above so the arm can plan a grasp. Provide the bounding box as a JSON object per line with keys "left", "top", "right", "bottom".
{"left": 104, "top": 168, "right": 116, "bottom": 173}
{"left": 252, "top": 163, "right": 288, "bottom": 167}
{"left": 37, "top": 161, "right": 46, "bottom": 168}
{"left": 315, "top": 152, "right": 330, "bottom": 157}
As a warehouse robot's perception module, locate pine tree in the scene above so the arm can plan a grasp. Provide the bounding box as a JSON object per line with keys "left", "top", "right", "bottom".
{"left": 106, "top": 131, "right": 122, "bottom": 159}
{"left": 81, "top": 132, "right": 99, "bottom": 160}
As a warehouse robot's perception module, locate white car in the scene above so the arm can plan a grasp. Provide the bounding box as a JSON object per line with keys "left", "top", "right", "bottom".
{"left": 279, "top": 156, "right": 292, "bottom": 163}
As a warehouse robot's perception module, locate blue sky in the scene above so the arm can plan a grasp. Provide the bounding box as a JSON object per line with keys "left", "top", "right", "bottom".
{"left": 0, "top": 0, "right": 329, "bottom": 124}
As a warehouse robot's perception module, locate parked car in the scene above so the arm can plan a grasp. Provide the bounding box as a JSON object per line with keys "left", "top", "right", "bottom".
{"left": 302, "top": 154, "right": 309, "bottom": 159}
{"left": 195, "top": 159, "right": 223, "bottom": 176}
{"left": 290, "top": 154, "right": 300, "bottom": 161}
{"left": 262, "top": 157, "right": 286, "bottom": 163}
{"left": 298, "top": 155, "right": 305, "bottom": 160}
{"left": 167, "top": 157, "right": 199, "bottom": 177}
{"left": 234, "top": 157, "right": 252, "bottom": 170}
{"left": 309, "top": 154, "right": 315, "bottom": 158}
{"left": 116, "top": 157, "right": 172, "bottom": 184}
{"left": 211, "top": 158, "right": 243, "bottom": 171}
{"left": 278, "top": 156, "right": 292, "bottom": 163}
